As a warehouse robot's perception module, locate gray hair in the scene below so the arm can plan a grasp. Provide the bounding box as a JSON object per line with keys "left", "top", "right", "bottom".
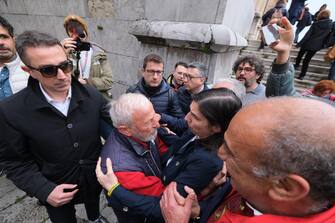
{"left": 188, "top": 62, "right": 208, "bottom": 78}
{"left": 214, "top": 78, "right": 246, "bottom": 101}
{"left": 15, "top": 31, "right": 62, "bottom": 65}
{"left": 252, "top": 109, "right": 335, "bottom": 206}
{"left": 109, "top": 93, "right": 151, "bottom": 127}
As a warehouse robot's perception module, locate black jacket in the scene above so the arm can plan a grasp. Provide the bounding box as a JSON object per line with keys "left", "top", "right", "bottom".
{"left": 177, "top": 85, "right": 209, "bottom": 115}
{"left": 0, "top": 77, "right": 110, "bottom": 203}
{"left": 297, "top": 11, "right": 312, "bottom": 29}
{"left": 297, "top": 18, "right": 333, "bottom": 51}
{"left": 126, "top": 78, "right": 184, "bottom": 118}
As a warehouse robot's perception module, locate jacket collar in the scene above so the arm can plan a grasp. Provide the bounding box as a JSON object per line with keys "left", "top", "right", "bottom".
{"left": 26, "top": 76, "right": 88, "bottom": 114}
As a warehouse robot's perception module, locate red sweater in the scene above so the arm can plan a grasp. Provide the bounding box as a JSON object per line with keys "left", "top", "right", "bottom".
{"left": 115, "top": 136, "right": 168, "bottom": 197}
{"left": 209, "top": 191, "right": 335, "bottom": 223}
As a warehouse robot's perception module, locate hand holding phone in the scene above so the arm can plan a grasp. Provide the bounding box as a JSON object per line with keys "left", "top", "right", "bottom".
{"left": 262, "top": 24, "right": 280, "bottom": 45}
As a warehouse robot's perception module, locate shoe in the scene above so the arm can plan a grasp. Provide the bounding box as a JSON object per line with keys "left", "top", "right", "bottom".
{"left": 297, "top": 76, "right": 304, "bottom": 80}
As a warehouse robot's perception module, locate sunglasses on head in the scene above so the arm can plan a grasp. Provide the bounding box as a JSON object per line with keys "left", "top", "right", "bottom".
{"left": 27, "top": 60, "right": 73, "bottom": 78}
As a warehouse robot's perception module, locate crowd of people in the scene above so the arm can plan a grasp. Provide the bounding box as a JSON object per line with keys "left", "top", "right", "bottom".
{"left": 0, "top": 5, "right": 335, "bottom": 223}
{"left": 261, "top": 0, "right": 335, "bottom": 81}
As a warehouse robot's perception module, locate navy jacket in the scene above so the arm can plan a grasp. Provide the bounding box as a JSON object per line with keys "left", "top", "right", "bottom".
{"left": 126, "top": 78, "right": 184, "bottom": 118}
{"left": 0, "top": 77, "right": 110, "bottom": 203}
{"left": 106, "top": 130, "right": 223, "bottom": 222}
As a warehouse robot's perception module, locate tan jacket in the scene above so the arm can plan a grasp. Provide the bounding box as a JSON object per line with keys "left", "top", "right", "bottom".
{"left": 71, "top": 46, "right": 113, "bottom": 99}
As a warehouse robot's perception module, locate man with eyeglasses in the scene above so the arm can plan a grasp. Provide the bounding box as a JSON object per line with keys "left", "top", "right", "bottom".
{"left": 233, "top": 55, "right": 267, "bottom": 105}
{"left": 166, "top": 61, "right": 188, "bottom": 91}
{"left": 0, "top": 31, "right": 110, "bottom": 223}
{"left": 177, "top": 62, "right": 209, "bottom": 115}
{"left": 127, "top": 54, "right": 184, "bottom": 120}
{"left": 0, "top": 16, "right": 29, "bottom": 101}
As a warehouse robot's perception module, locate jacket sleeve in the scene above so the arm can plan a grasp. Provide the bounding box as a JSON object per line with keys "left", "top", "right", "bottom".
{"left": 107, "top": 186, "right": 164, "bottom": 222}
{"left": 160, "top": 113, "right": 188, "bottom": 136}
{"left": 168, "top": 90, "right": 184, "bottom": 118}
{"left": 173, "top": 153, "right": 223, "bottom": 197}
{"left": 0, "top": 108, "right": 56, "bottom": 202}
{"left": 88, "top": 51, "right": 113, "bottom": 91}
{"left": 115, "top": 171, "right": 165, "bottom": 196}
{"left": 297, "top": 23, "right": 314, "bottom": 47}
{"left": 266, "top": 60, "right": 299, "bottom": 97}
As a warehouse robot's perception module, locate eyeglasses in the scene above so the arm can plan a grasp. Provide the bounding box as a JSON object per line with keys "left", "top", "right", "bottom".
{"left": 182, "top": 73, "right": 204, "bottom": 81}
{"left": 175, "top": 71, "right": 188, "bottom": 76}
{"left": 27, "top": 60, "right": 73, "bottom": 78}
{"left": 145, "top": 69, "right": 164, "bottom": 76}
{"left": 236, "top": 67, "right": 255, "bottom": 73}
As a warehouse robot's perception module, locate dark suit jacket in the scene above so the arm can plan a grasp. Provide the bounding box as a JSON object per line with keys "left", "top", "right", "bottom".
{"left": 0, "top": 77, "right": 110, "bottom": 203}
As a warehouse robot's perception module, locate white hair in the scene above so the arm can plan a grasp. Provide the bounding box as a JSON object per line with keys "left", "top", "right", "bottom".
{"left": 109, "top": 93, "right": 151, "bottom": 127}
{"left": 214, "top": 78, "right": 246, "bottom": 101}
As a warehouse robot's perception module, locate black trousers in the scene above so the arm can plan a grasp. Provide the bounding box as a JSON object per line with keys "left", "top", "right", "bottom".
{"left": 295, "top": 49, "right": 317, "bottom": 78}
{"left": 45, "top": 192, "right": 100, "bottom": 223}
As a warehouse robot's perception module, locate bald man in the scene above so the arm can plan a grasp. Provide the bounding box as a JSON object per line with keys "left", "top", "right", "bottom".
{"left": 160, "top": 97, "right": 335, "bottom": 223}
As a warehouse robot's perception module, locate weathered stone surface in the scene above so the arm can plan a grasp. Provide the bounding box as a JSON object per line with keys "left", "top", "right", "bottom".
{"left": 113, "top": 0, "right": 145, "bottom": 20}
{"left": 88, "top": 0, "right": 115, "bottom": 18}
{"left": 23, "top": 0, "right": 87, "bottom": 17}
{"left": 221, "top": 0, "right": 255, "bottom": 37}
{"left": 130, "top": 20, "right": 248, "bottom": 52}
{"left": 144, "top": 0, "right": 222, "bottom": 24}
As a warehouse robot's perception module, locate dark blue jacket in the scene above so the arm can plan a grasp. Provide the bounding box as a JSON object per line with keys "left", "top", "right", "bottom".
{"left": 126, "top": 78, "right": 184, "bottom": 119}
{"left": 288, "top": 0, "right": 307, "bottom": 22}
{"left": 106, "top": 130, "right": 223, "bottom": 223}
{"left": 177, "top": 85, "right": 209, "bottom": 115}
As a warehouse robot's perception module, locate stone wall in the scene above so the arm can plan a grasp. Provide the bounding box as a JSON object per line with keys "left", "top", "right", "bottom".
{"left": 1, "top": 0, "right": 254, "bottom": 97}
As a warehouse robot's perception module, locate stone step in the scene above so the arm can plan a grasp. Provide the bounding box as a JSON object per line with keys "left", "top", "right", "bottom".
{"left": 239, "top": 39, "right": 332, "bottom": 91}
{"left": 240, "top": 49, "right": 331, "bottom": 67}
{"left": 243, "top": 46, "right": 328, "bottom": 60}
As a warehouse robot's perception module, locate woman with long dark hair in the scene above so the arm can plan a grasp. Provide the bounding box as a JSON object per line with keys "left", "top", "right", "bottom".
{"left": 96, "top": 88, "right": 242, "bottom": 223}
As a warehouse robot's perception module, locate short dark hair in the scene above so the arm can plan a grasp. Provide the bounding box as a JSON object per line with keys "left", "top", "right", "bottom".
{"left": 0, "top": 16, "right": 14, "bottom": 37}
{"left": 15, "top": 31, "right": 62, "bottom": 65}
{"left": 142, "top": 54, "right": 164, "bottom": 70}
{"left": 174, "top": 61, "right": 188, "bottom": 69}
{"left": 192, "top": 88, "right": 242, "bottom": 151}
{"left": 233, "top": 55, "right": 265, "bottom": 83}
{"left": 188, "top": 62, "right": 208, "bottom": 78}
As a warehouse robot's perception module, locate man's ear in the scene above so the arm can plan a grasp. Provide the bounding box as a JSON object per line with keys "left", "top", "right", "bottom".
{"left": 268, "top": 174, "right": 310, "bottom": 202}
{"left": 117, "top": 125, "right": 132, "bottom": 137}
{"left": 22, "top": 66, "right": 37, "bottom": 79}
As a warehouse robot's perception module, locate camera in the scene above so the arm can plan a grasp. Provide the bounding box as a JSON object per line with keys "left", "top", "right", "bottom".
{"left": 65, "top": 19, "right": 91, "bottom": 52}
{"left": 76, "top": 38, "right": 91, "bottom": 52}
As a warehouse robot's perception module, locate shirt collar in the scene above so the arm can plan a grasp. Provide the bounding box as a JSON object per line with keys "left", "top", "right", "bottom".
{"left": 39, "top": 82, "right": 72, "bottom": 103}
{"left": 245, "top": 202, "right": 263, "bottom": 216}
{"left": 248, "top": 84, "right": 263, "bottom": 95}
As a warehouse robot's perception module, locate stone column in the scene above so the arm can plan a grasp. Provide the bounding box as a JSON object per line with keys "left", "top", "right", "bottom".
{"left": 131, "top": 0, "right": 255, "bottom": 83}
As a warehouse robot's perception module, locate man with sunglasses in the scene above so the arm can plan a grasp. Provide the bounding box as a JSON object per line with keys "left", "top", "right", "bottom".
{"left": 0, "top": 31, "right": 110, "bottom": 223}
{"left": 127, "top": 54, "right": 184, "bottom": 121}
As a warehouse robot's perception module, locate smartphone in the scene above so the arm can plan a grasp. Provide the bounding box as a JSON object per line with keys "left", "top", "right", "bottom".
{"left": 262, "top": 24, "right": 280, "bottom": 45}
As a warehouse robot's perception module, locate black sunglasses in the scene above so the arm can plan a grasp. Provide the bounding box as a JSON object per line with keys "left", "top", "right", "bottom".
{"left": 27, "top": 60, "right": 73, "bottom": 78}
